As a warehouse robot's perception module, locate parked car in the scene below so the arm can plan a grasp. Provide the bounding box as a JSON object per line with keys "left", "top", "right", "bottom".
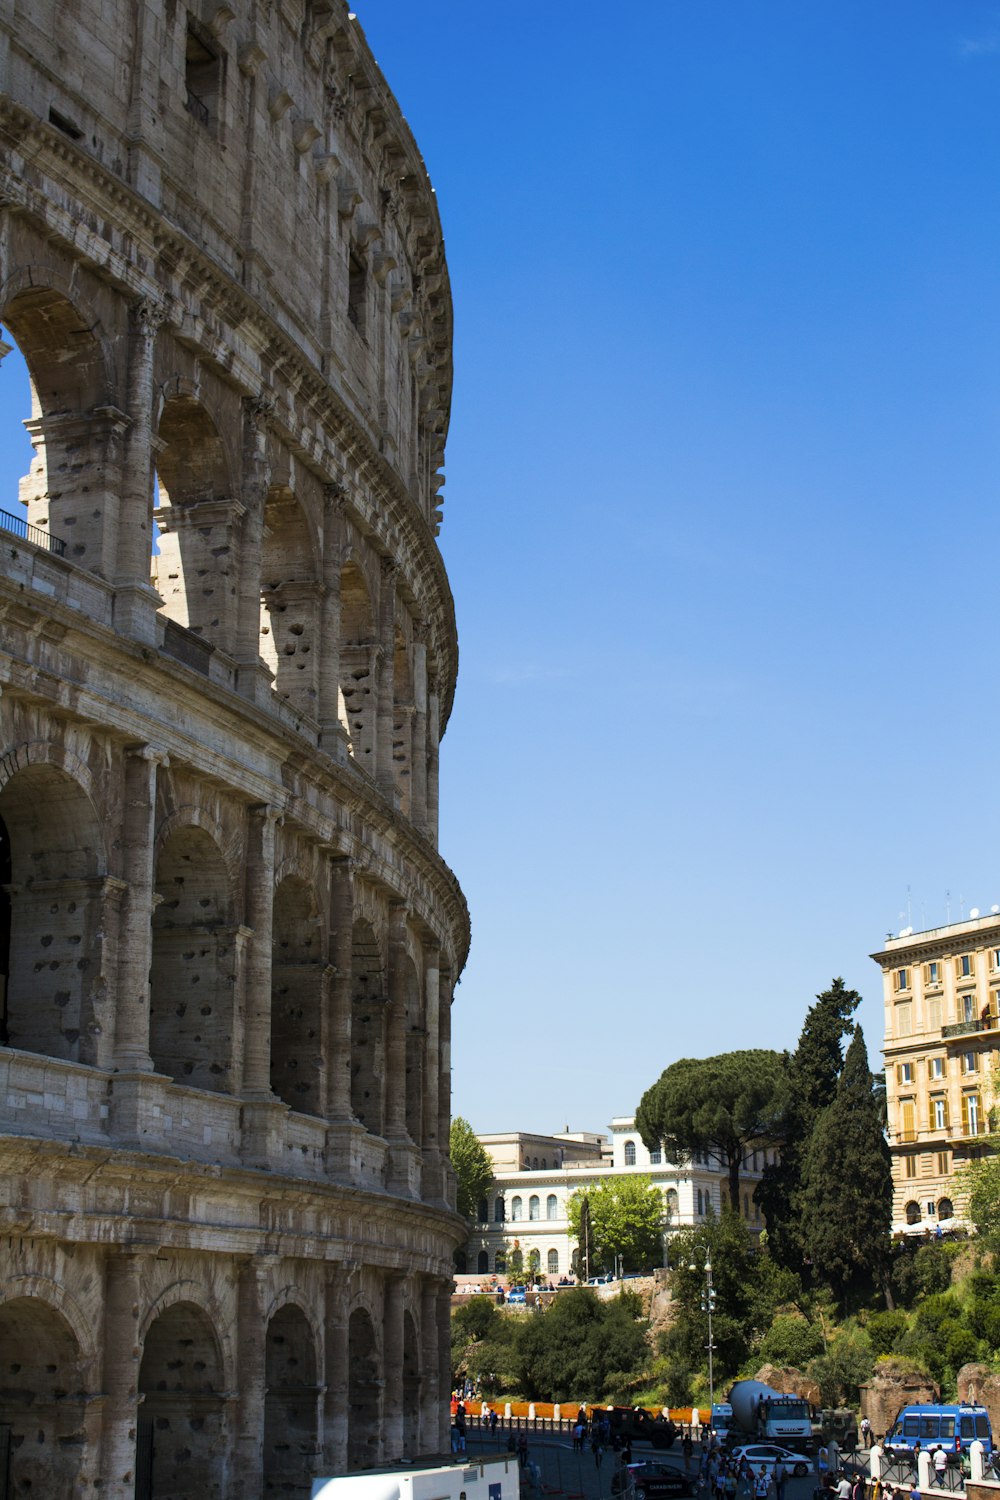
{"left": 505, "top": 1285, "right": 527, "bottom": 1304}
{"left": 586, "top": 1273, "right": 615, "bottom": 1285}
{"left": 611, "top": 1461, "right": 694, "bottom": 1498}
{"left": 729, "top": 1444, "right": 810, "bottom": 1478}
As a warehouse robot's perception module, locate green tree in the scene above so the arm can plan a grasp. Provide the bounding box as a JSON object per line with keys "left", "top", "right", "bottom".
{"left": 806, "top": 1325, "right": 873, "bottom": 1406}
{"left": 758, "top": 1314, "right": 825, "bottom": 1369}
{"left": 797, "top": 1027, "right": 893, "bottom": 1307}
{"left": 451, "top": 1296, "right": 516, "bottom": 1395}
{"left": 449, "top": 1116, "right": 493, "bottom": 1220}
{"left": 511, "top": 1289, "right": 650, "bottom": 1402}
{"left": 757, "top": 979, "right": 861, "bottom": 1269}
{"left": 567, "top": 1175, "right": 665, "bottom": 1274}
{"left": 958, "top": 1152, "right": 1000, "bottom": 1247}
{"left": 637, "top": 1051, "right": 786, "bottom": 1212}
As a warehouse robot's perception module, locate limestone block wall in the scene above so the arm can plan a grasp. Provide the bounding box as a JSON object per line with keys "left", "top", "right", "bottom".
{"left": 0, "top": 2, "right": 467, "bottom": 1495}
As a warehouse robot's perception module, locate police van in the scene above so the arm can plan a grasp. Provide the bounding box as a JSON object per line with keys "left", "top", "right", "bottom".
{"left": 884, "top": 1403, "right": 993, "bottom": 1458}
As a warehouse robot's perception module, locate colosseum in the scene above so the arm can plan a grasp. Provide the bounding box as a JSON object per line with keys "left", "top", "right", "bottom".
{"left": 0, "top": 1, "right": 469, "bottom": 1495}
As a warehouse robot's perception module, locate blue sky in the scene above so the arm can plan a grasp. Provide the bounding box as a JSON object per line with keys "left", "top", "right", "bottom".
{"left": 4, "top": 2, "right": 1000, "bottom": 1138}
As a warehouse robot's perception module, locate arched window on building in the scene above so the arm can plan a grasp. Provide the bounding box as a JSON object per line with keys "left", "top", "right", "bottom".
{"left": 547, "top": 1249, "right": 559, "bottom": 1274}
{"left": 511, "top": 1196, "right": 522, "bottom": 1221}
{"left": 624, "top": 1140, "right": 636, "bottom": 1166}
{"left": 541, "top": 1158, "right": 547, "bottom": 1168}
{"left": 477, "top": 1198, "right": 488, "bottom": 1223}
{"left": 529, "top": 1195, "right": 540, "bottom": 1221}
{"left": 477, "top": 1250, "right": 489, "bottom": 1274}
{"left": 494, "top": 1196, "right": 505, "bottom": 1222}
{"left": 546, "top": 1194, "right": 558, "bottom": 1220}
{"left": 665, "top": 1188, "right": 679, "bottom": 1220}
{"left": 650, "top": 1146, "right": 662, "bottom": 1164}
{"left": 938, "top": 1197, "right": 954, "bottom": 1219}
{"left": 527, "top": 1248, "right": 541, "bottom": 1275}
{"left": 905, "top": 1200, "right": 921, "bottom": 1225}
{"left": 532, "top": 1157, "right": 539, "bottom": 1169}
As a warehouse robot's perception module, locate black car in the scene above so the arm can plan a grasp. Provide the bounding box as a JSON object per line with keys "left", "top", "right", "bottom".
{"left": 605, "top": 1407, "right": 678, "bottom": 1449}
{"left": 611, "top": 1461, "right": 694, "bottom": 1498}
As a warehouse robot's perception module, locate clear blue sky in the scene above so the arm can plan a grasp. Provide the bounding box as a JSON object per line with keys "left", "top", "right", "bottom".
{"left": 3, "top": 2, "right": 1000, "bottom": 1139}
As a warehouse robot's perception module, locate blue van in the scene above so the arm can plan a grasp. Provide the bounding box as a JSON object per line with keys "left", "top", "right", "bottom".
{"left": 885, "top": 1404, "right": 993, "bottom": 1458}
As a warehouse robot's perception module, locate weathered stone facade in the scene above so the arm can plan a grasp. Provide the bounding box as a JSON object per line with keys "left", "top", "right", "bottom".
{"left": 0, "top": 2, "right": 467, "bottom": 1495}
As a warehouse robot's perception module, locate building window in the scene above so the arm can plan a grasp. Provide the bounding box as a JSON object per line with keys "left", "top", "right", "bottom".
{"left": 990, "top": 991, "right": 1000, "bottom": 1024}
{"left": 963, "top": 1051, "right": 977, "bottom": 1074}
{"left": 897, "top": 1062, "right": 913, "bottom": 1085}
{"left": 546, "top": 1194, "right": 557, "bottom": 1220}
{"left": 347, "top": 252, "right": 367, "bottom": 333}
{"left": 904, "top": 1156, "right": 918, "bottom": 1180}
{"left": 541, "top": 1158, "right": 547, "bottom": 1169}
{"left": 624, "top": 1140, "right": 636, "bottom": 1166}
{"left": 895, "top": 967, "right": 910, "bottom": 992}
{"left": 900, "top": 1098, "right": 915, "bottom": 1141}
{"left": 650, "top": 1147, "right": 662, "bottom": 1164}
{"left": 958, "top": 954, "right": 973, "bottom": 979}
{"left": 937, "top": 1150, "right": 951, "bottom": 1175}
{"left": 529, "top": 1195, "right": 540, "bottom": 1221}
{"left": 895, "top": 1002, "right": 912, "bottom": 1037}
{"left": 494, "top": 1196, "right": 505, "bottom": 1222}
{"left": 938, "top": 1196, "right": 954, "bottom": 1219}
{"left": 511, "top": 1196, "right": 522, "bottom": 1222}
{"left": 964, "top": 994, "right": 976, "bottom": 1023}
{"left": 992, "top": 949, "right": 1000, "bottom": 971}
{"left": 932, "top": 1096, "right": 949, "bottom": 1131}
{"left": 532, "top": 1157, "right": 539, "bottom": 1169}
{"left": 477, "top": 1250, "right": 489, "bottom": 1274}
{"left": 964, "top": 1093, "right": 982, "bottom": 1135}
{"left": 696, "top": 1188, "right": 703, "bottom": 1215}
{"left": 926, "top": 1200, "right": 936, "bottom": 1217}
{"left": 547, "top": 1249, "right": 559, "bottom": 1274}
{"left": 665, "top": 1188, "right": 679, "bottom": 1218}
{"left": 926, "top": 961, "right": 941, "bottom": 986}
{"left": 527, "top": 1248, "right": 540, "bottom": 1274}
{"left": 927, "top": 996, "right": 942, "bottom": 1030}
{"left": 185, "top": 20, "right": 221, "bottom": 130}
{"left": 928, "top": 1057, "right": 944, "bottom": 1080}
{"left": 905, "top": 1200, "right": 921, "bottom": 1223}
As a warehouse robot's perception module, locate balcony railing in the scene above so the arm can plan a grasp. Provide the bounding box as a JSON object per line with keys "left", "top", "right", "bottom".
{"left": 0, "top": 507, "right": 66, "bottom": 557}
{"left": 943, "top": 1015, "right": 997, "bottom": 1040}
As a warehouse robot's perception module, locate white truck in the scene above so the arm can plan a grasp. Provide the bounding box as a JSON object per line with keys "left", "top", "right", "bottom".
{"left": 728, "top": 1380, "right": 814, "bottom": 1454}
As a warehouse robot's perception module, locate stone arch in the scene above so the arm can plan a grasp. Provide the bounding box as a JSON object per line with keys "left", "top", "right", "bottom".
{"left": 351, "top": 916, "right": 386, "bottom": 1135}
{"left": 150, "top": 822, "right": 236, "bottom": 1091}
{"left": 0, "top": 1294, "right": 93, "bottom": 1499}
{"left": 264, "top": 1300, "right": 320, "bottom": 1498}
{"left": 138, "top": 1298, "right": 227, "bottom": 1500}
{"left": 0, "top": 756, "right": 109, "bottom": 1063}
{"left": 391, "top": 623, "right": 413, "bottom": 815}
{"left": 938, "top": 1196, "right": 954, "bottom": 1219}
{"left": 402, "top": 1308, "right": 420, "bottom": 1456}
{"left": 664, "top": 1187, "right": 679, "bottom": 1220}
{"left": 271, "top": 874, "right": 326, "bottom": 1116}
{"left": 0, "top": 275, "right": 117, "bottom": 573}
{"left": 154, "top": 391, "right": 239, "bottom": 650}
{"left": 905, "top": 1199, "right": 921, "bottom": 1225}
{"left": 339, "top": 560, "right": 375, "bottom": 768}
{"left": 403, "top": 952, "right": 423, "bottom": 1145}
{"left": 259, "top": 485, "right": 322, "bottom": 716}
{"left": 476, "top": 1250, "right": 489, "bottom": 1275}
{"left": 347, "top": 1305, "right": 380, "bottom": 1470}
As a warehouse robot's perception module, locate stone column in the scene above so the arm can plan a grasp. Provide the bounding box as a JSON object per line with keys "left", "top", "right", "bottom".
{"left": 382, "top": 1273, "right": 405, "bottom": 1461}
{"left": 99, "top": 1247, "right": 150, "bottom": 1497}
{"left": 419, "top": 1277, "right": 441, "bottom": 1457}
{"left": 385, "top": 903, "right": 409, "bottom": 1143}
{"left": 234, "top": 1257, "right": 273, "bottom": 1494}
{"left": 421, "top": 944, "right": 440, "bottom": 1156}
{"left": 114, "top": 298, "right": 165, "bottom": 644}
{"left": 436, "top": 1281, "right": 453, "bottom": 1453}
{"left": 234, "top": 394, "right": 274, "bottom": 705}
{"left": 410, "top": 623, "right": 428, "bottom": 832}
{"left": 375, "top": 557, "right": 397, "bottom": 797}
{"left": 326, "top": 857, "right": 355, "bottom": 1124}
{"left": 318, "top": 483, "right": 347, "bottom": 756}
{"left": 426, "top": 673, "right": 440, "bottom": 844}
{"left": 242, "top": 804, "right": 280, "bottom": 1098}
{"left": 323, "top": 1268, "right": 351, "bottom": 1473}
{"left": 113, "top": 745, "right": 166, "bottom": 1071}
{"left": 437, "top": 968, "right": 453, "bottom": 1167}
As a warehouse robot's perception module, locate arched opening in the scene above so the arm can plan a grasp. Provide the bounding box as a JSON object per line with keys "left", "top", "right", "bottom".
{"left": 477, "top": 1250, "right": 489, "bottom": 1275}
{"left": 905, "top": 1200, "right": 921, "bottom": 1225}
{"left": 403, "top": 955, "right": 423, "bottom": 1145}
{"left": 154, "top": 395, "right": 236, "bottom": 650}
{"left": 402, "top": 1312, "right": 420, "bottom": 1457}
{"left": 453, "top": 1249, "right": 467, "bottom": 1274}
{"left": 546, "top": 1194, "right": 557, "bottom": 1221}
{"left": 259, "top": 488, "right": 321, "bottom": 716}
{"left": 493, "top": 1197, "right": 505, "bottom": 1223}
{"left": 511, "top": 1197, "right": 522, "bottom": 1222}
{"left": 0, "top": 332, "right": 40, "bottom": 546}
{"left": 0, "top": 762, "right": 107, "bottom": 1063}
{"left": 391, "top": 626, "right": 413, "bottom": 815}
{"left": 664, "top": 1188, "right": 679, "bottom": 1221}
{"left": 351, "top": 919, "right": 385, "bottom": 1135}
{"left": 0, "top": 294, "right": 113, "bottom": 572}
{"left": 527, "top": 1249, "right": 541, "bottom": 1277}
{"left": 624, "top": 1140, "right": 636, "bottom": 1166}
{"left": 547, "top": 1249, "right": 559, "bottom": 1275}
{"left": 528, "top": 1195, "right": 539, "bottom": 1221}
{"left": 0, "top": 1296, "right": 90, "bottom": 1499}
{"left": 347, "top": 1308, "right": 379, "bottom": 1471}
{"left": 339, "top": 562, "right": 375, "bottom": 768}
{"left": 271, "top": 876, "right": 325, "bottom": 1116}
{"left": 150, "top": 825, "right": 235, "bottom": 1091}
{"left": 938, "top": 1197, "right": 954, "bottom": 1219}
{"left": 263, "top": 1303, "right": 319, "bottom": 1498}
{"left": 138, "top": 1301, "right": 225, "bottom": 1500}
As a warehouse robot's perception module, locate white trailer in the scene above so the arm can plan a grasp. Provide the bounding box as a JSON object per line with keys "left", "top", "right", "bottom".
{"left": 312, "top": 1453, "right": 521, "bottom": 1500}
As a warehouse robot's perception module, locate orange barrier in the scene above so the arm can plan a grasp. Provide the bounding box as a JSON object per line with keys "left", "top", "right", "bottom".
{"left": 461, "top": 1400, "right": 699, "bottom": 1424}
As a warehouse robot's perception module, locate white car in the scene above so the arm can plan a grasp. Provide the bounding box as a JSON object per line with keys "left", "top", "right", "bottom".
{"left": 730, "top": 1445, "right": 810, "bottom": 1478}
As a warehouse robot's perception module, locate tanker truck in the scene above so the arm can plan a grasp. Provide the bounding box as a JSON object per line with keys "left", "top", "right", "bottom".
{"left": 727, "top": 1380, "right": 814, "bottom": 1454}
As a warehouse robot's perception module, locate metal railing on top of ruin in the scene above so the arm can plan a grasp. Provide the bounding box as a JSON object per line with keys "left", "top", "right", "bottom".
{"left": 0, "top": 507, "right": 66, "bottom": 558}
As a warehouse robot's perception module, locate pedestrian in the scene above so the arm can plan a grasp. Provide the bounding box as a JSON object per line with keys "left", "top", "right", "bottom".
{"left": 852, "top": 1472, "right": 867, "bottom": 1500}
{"left": 861, "top": 1418, "right": 872, "bottom": 1448}
{"left": 909, "top": 1483, "right": 920, "bottom": 1500}
{"left": 683, "top": 1434, "right": 695, "bottom": 1474}
{"left": 592, "top": 1434, "right": 604, "bottom": 1469}
{"left": 489, "top": 1407, "right": 498, "bottom": 1436}
{"left": 932, "top": 1448, "right": 947, "bottom": 1488}
{"left": 517, "top": 1431, "right": 528, "bottom": 1469}
{"left": 817, "top": 1446, "right": 830, "bottom": 1482}
{"left": 754, "top": 1467, "right": 774, "bottom": 1500}
{"left": 573, "top": 1418, "right": 584, "bottom": 1453}
{"left": 774, "top": 1458, "right": 788, "bottom": 1500}
{"left": 837, "top": 1470, "right": 852, "bottom": 1500}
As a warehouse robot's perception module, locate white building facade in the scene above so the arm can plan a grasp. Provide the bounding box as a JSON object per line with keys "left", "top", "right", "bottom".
{"left": 460, "top": 1117, "right": 770, "bottom": 1280}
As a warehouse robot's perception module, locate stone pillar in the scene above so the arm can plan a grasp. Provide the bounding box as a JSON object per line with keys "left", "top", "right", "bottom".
{"left": 326, "top": 857, "right": 355, "bottom": 1124}
{"left": 234, "top": 393, "right": 274, "bottom": 701}
{"left": 419, "top": 1277, "right": 441, "bottom": 1457}
{"left": 99, "top": 1247, "right": 149, "bottom": 1497}
{"left": 234, "top": 1257, "right": 271, "bottom": 1494}
{"left": 436, "top": 1281, "right": 453, "bottom": 1453}
{"left": 437, "top": 968, "right": 453, "bottom": 1167}
{"left": 242, "top": 804, "right": 280, "bottom": 1098}
{"left": 114, "top": 298, "right": 166, "bottom": 644}
{"left": 382, "top": 1273, "right": 405, "bottom": 1461}
{"left": 426, "top": 673, "right": 440, "bottom": 844}
{"left": 375, "top": 557, "right": 397, "bottom": 797}
{"left": 410, "top": 622, "right": 428, "bottom": 832}
{"left": 385, "top": 903, "right": 409, "bottom": 1143}
{"left": 421, "top": 944, "right": 440, "bottom": 1156}
{"left": 319, "top": 483, "right": 347, "bottom": 756}
{"left": 113, "top": 745, "right": 166, "bottom": 1071}
{"left": 323, "top": 1268, "right": 351, "bottom": 1473}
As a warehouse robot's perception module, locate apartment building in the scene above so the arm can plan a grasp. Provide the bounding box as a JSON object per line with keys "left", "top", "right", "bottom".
{"left": 873, "top": 913, "right": 1000, "bottom": 1231}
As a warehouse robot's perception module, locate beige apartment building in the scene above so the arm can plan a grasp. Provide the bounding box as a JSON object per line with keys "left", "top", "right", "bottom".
{"left": 873, "top": 913, "right": 1000, "bottom": 1231}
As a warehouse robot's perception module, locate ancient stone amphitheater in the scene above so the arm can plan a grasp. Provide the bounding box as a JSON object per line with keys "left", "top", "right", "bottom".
{"left": 0, "top": 2, "right": 468, "bottom": 1494}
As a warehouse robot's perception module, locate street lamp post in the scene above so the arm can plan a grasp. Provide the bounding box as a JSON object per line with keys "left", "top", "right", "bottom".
{"left": 691, "top": 1253, "right": 716, "bottom": 1419}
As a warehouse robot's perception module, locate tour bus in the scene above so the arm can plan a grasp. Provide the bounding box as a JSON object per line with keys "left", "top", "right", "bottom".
{"left": 884, "top": 1403, "right": 993, "bottom": 1459}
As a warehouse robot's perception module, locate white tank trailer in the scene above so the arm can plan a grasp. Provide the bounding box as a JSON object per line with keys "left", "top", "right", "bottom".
{"left": 728, "top": 1381, "right": 814, "bottom": 1453}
